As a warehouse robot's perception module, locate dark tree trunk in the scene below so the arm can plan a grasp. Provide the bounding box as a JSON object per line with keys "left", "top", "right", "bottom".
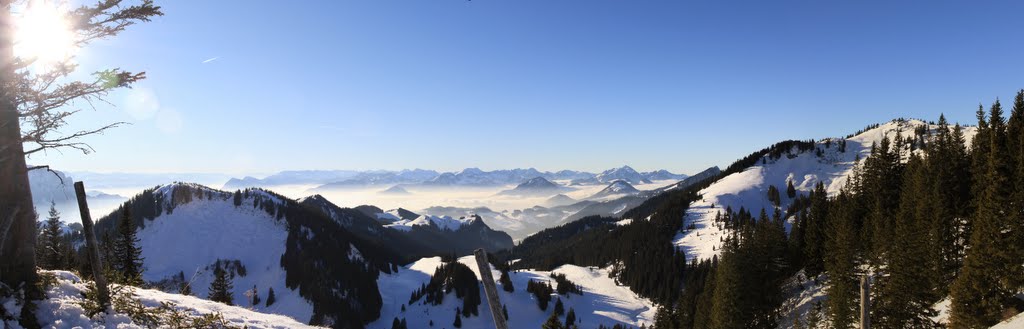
{"left": 0, "top": 0, "right": 40, "bottom": 304}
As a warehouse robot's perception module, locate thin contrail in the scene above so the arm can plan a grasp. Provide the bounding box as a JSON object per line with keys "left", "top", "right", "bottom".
{"left": 201, "top": 57, "right": 219, "bottom": 64}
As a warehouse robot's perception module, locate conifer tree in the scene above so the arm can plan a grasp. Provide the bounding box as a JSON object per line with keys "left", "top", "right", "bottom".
{"left": 803, "top": 183, "right": 828, "bottom": 276}
{"left": 554, "top": 297, "right": 565, "bottom": 316}
{"left": 500, "top": 269, "right": 514, "bottom": 292}
{"left": 949, "top": 123, "right": 973, "bottom": 268}
{"left": 39, "top": 202, "right": 64, "bottom": 270}
{"left": 874, "top": 155, "right": 937, "bottom": 328}
{"left": 1010, "top": 90, "right": 1024, "bottom": 291}
{"left": 543, "top": 311, "right": 565, "bottom": 329}
{"left": 503, "top": 304, "right": 509, "bottom": 320}
{"left": 710, "top": 239, "right": 744, "bottom": 329}
{"left": 266, "top": 287, "right": 276, "bottom": 306}
{"left": 453, "top": 308, "right": 462, "bottom": 328}
{"left": 112, "top": 207, "right": 144, "bottom": 285}
{"left": 859, "top": 136, "right": 902, "bottom": 260}
{"left": 179, "top": 280, "right": 192, "bottom": 296}
{"left": 1006, "top": 90, "right": 1024, "bottom": 172}
{"left": 565, "top": 307, "right": 577, "bottom": 328}
{"left": 786, "top": 180, "right": 796, "bottom": 199}
{"left": 824, "top": 191, "right": 861, "bottom": 329}
{"left": 925, "top": 115, "right": 972, "bottom": 290}
{"left": 250, "top": 285, "right": 261, "bottom": 306}
{"left": 208, "top": 264, "right": 234, "bottom": 305}
{"left": 951, "top": 100, "right": 1022, "bottom": 328}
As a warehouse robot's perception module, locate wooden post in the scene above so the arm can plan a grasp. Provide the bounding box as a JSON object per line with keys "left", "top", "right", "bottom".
{"left": 473, "top": 249, "right": 510, "bottom": 329}
{"left": 74, "top": 182, "right": 110, "bottom": 308}
{"left": 860, "top": 275, "right": 870, "bottom": 329}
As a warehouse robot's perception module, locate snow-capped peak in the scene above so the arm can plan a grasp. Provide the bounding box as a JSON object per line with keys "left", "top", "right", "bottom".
{"left": 596, "top": 165, "right": 651, "bottom": 185}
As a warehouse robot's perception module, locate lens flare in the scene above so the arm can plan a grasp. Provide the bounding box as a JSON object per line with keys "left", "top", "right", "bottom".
{"left": 14, "top": 0, "right": 76, "bottom": 69}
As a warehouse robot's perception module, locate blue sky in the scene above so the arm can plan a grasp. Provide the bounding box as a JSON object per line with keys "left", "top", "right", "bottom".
{"left": 31, "top": 0, "right": 1024, "bottom": 175}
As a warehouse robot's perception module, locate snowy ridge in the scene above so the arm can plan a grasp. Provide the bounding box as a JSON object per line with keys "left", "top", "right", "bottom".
{"left": 370, "top": 256, "right": 656, "bottom": 329}
{"left": 384, "top": 214, "right": 473, "bottom": 232}
{"left": 675, "top": 119, "right": 977, "bottom": 261}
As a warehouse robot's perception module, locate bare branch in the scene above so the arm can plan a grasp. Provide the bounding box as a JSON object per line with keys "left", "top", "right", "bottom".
{"left": 26, "top": 165, "right": 65, "bottom": 184}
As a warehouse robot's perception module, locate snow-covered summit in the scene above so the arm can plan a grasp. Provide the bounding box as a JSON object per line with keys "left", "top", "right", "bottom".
{"left": 589, "top": 180, "right": 641, "bottom": 199}
{"left": 596, "top": 165, "right": 651, "bottom": 185}
{"left": 496, "top": 176, "right": 568, "bottom": 197}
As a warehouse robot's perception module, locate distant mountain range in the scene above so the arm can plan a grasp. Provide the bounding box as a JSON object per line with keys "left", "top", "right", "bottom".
{"left": 227, "top": 166, "right": 691, "bottom": 191}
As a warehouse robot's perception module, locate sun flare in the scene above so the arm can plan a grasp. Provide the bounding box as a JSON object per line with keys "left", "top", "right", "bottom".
{"left": 14, "top": 0, "right": 76, "bottom": 68}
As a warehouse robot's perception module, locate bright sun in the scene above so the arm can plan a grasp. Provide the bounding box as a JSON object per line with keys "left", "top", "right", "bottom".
{"left": 14, "top": 0, "right": 76, "bottom": 68}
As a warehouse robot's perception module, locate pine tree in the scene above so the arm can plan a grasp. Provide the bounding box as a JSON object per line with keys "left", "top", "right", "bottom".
{"left": 767, "top": 185, "right": 781, "bottom": 207}
{"left": 874, "top": 155, "right": 937, "bottom": 328}
{"left": 565, "top": 307, "right": 577, "bottom": 328}
{"left": 266, "top": 287, "right": 276, "bottom": 306}
{"left": 251, "top": 285, "right": 261, "bottom": 306}
{"left": 39, "top": 202, "right": 64, "bottom": 270}
{"left": 710, "top": 239, "right": 744, "bottom": 329}
{"left": 859, "top": 136, "right": 902, "bottom": 261}
{"left": 786, "top": 180, "right": 796, "bottom": 199}
{"left": 453, "top": 308, "right": 462, "bottom": 328}
{"left": 926, "top": 115, "right": 972, "bottom": 292}
{"left": 112, "top": 207, "right": 144, "bottom": 285}
{"left": 1006, "top": 90, "right": 1024, "bottom": 173}
{"left": 179, "top": 280, "right": 192, "bottom": 296}
{"left": 554, "top": 297, "right": 565, "bottom": 316}
{"left": 824, "top": 190, "right": 861, "bottom": 329}
{"left": 499, "top": 269, "right": 514, "bottom": 292}
{"left": 208, "top": 264, "right": 234, "bottom": 305}
{"left": 1010, "top": 90, "right": 1024, "bottom": 292}
{"left": 543, "top": 311, "right": 565, "bottom": 329}
{"left": 951, "top": 100, "right": 1021, "bottom": 328}
{"left": 803, "top": 183, "right": 828, "bottom": 276}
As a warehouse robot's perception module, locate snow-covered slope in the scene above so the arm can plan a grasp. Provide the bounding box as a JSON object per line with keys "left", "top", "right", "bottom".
{"left": 2, "top": 271, "right": 320, "bottom": 329}
{"left": 136, "top": 185, "right": 315, "bottom": 323}
{"left": 91, "top": 183, "right": 391, "bottom": 328}
{"left": 369, "top": 256, "right": 657, "bottom": 329}
{"left": 674, "top": 119, "right": 977, "bottom": 261}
